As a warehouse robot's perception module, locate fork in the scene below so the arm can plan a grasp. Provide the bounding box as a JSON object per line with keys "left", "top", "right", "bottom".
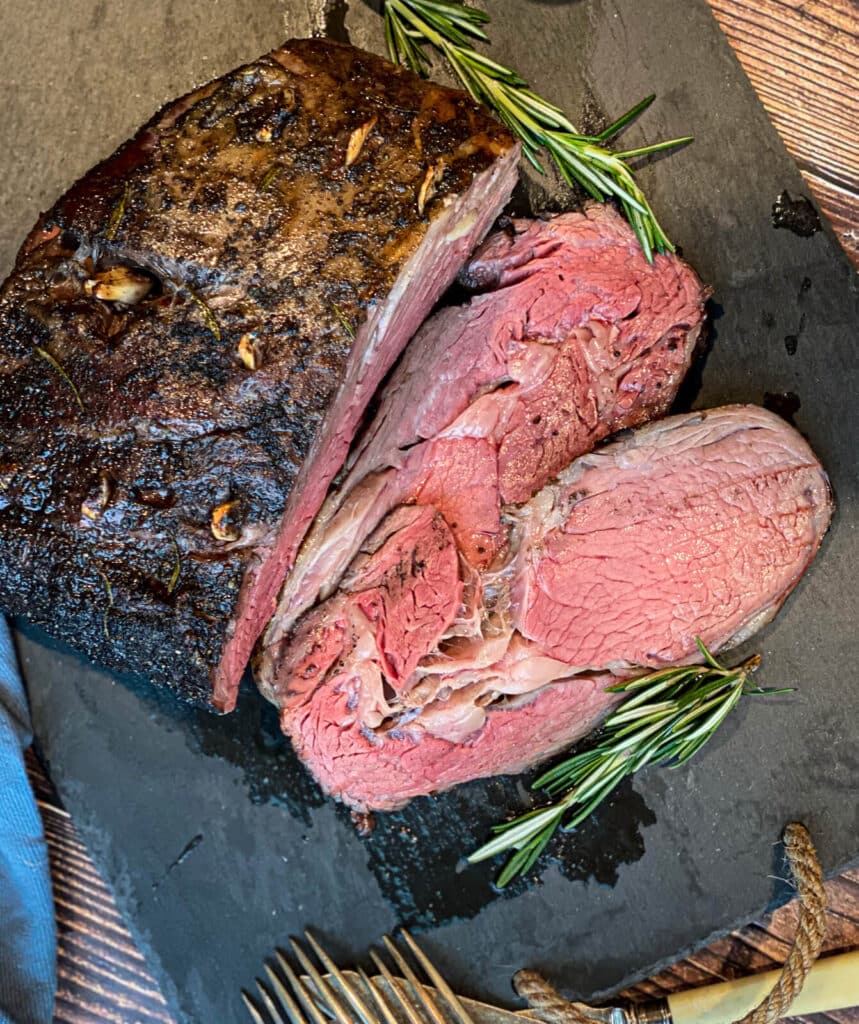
{"left": 242, "top": 928, "right": 513, "bottom": 1024}
{"left": 243, "top": 929, "right": 859, "bottom": 1024}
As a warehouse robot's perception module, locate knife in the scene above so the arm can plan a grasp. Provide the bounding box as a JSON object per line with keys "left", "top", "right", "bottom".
{"left": 464, "top": 950, "right": 859, "bottom": 1024}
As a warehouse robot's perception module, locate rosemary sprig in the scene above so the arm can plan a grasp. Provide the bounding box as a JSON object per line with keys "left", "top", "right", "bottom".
{"left": 469, "top": 640, "right": 792, "bottom": 887}
{"left": 383, "top": 0, "right": 691, "bottom": 260}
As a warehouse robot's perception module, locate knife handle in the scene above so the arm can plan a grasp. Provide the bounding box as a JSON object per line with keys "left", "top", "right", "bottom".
{"left": 667, "top": 948, "right": 859, "bottom": 1024}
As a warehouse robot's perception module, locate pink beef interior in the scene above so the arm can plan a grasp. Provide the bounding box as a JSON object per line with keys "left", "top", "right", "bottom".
{"left": 213, "top": 148, "right": 520, "bottom": 711}
{"left": 513, "top": 405, "right": 833, "bottom": 667}
{"left": 263, "top": 405, "right": 831, "bottom": 810}
{"left": 261, "top": 204, "right": 709, "bottom": 656}
{"left": 256, "top": 207, "right": 716, "bottom": 808}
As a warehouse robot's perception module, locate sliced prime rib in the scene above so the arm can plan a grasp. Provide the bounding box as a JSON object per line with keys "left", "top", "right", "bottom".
{"left": 0, "top": 39, "right": 518, "bottom": 709}
{"left": 262, "top": 406, "right": 832, "bottom": 811}
{"left": 260, "top": 203, "right": 709, "bottom": 657}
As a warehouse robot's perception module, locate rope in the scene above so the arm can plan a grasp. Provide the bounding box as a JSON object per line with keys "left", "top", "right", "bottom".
{"left": 736, "top": 823, "right": 826, "bottom": 1024}
{"left": 512, "top": 822, "right": 827, "bottom": 1024}
{"left": 513, "top": 972, "right": 595, "bottom": 1024}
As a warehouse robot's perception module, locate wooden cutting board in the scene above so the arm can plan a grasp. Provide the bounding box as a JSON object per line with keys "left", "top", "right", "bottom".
{"left": 4, "top": 1, "right": 858, "bottom": 1021}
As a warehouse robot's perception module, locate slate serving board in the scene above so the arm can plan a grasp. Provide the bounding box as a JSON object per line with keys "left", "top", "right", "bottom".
{"left": 3, "top": 0, "right": 858, "bottom": 1020}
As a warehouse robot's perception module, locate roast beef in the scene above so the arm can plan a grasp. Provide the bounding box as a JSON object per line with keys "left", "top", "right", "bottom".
{"left": 262, "top": 406, "right": 832, "bottom": 810}
{"left": 260, "top": 203, "right": 709, "bottom": 657}
{"left": 0, "top": 39, "right": 518, "bottom": 709}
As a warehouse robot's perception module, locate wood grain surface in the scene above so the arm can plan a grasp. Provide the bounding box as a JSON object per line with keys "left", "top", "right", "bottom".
{"left": 709, "top": 0, "right": 859, "bottom": 267}
{"left": 21, "top": 0, "right": 859, "bottom": 1020}
{"left": 26, "top": 751, "right": 174, "bottom": 1024}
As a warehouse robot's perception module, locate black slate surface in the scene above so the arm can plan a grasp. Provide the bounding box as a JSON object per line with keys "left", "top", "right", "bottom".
{"left": 4, "top": 0, "right": 859, "bottom": 1021}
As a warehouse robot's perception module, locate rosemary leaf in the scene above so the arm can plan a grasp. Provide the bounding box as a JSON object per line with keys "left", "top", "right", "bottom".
{"left": 595, "top": 94, "right": 656, "bottom": 141}
{"left": 97, "top": 570, "right": 114, "bottom": 641}
{"left": 613, "top": 136, "right": 694, "bottom": 161}
{"left": 167, "top": 537, "right": 182, "bottom": 595}
{"left": 332, "top": 305, "right": 356, "bottom": 339}
{"left": 33, "top": 345, "right": 84, "bottom": 411}
{"left": 105, "top": 182, "right": 131, "bottom": 242}
{"left": 187, "top": 289, "right": 221, "bottom": 342}
{"left": 260, "top": 165, "right": 281, "bottom": 190}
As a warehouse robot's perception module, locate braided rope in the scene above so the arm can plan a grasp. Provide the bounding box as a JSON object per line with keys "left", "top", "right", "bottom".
{"left": 512, "top": 823, "right": 827, "bottom": 1024}
{"left": 513, "top": 971, "right": 595, "bottom": 1024}
{"left": 737, "top": 823, "right": 826, "bottom": 1024}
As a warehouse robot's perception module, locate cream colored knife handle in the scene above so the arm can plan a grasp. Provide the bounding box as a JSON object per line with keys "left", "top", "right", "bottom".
{"left": 668, "top": 948, "right": 859, "bottom": 1024}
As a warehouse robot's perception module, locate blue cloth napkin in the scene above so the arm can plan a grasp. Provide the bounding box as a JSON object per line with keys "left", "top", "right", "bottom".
{"left": 0, "top": 620, "right": 56, "bottom": 1024}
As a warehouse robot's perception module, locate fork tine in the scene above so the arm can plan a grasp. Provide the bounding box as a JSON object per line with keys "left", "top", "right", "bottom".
{"left": 257, "top": 977, "right": 291, "bottom": 1024}
{"left": 290, "top": 937, "right": 356, "bottom": 1024}
{"left": 381, "top": 935, "right": 447, "bottom": 1024}
{"left": 357, "top": 967, "right": 401, "bottom": 1024}
{"left": 370, "top": 949, "right": 427, "bottom": 1024}
{"left": 399, "top": 930, "right": 475, "bottom": 1024}
{"left": 243, "top": 988, "right": 270, "bottom": 1024}
{"left": 276, "top": 950, "right": 331, "bottom": 1024}
{"left": 304, "top": 931, "right": 377, "bottom": 1024}
{"left": 264, "top": 963, "right": 307, "bottom": 1024}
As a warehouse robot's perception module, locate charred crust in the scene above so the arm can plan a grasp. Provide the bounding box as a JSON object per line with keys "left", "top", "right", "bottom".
{"left": 0, "top": 39, "right": 513, "bottom": 703}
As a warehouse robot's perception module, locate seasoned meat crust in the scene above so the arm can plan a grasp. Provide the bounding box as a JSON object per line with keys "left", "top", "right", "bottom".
{"left": 0, "top": 39, "right": 517, "bottom": 706}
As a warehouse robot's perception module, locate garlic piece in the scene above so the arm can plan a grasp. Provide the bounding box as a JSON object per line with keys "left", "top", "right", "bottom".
{"left": 417, "top": 160, "right": 445, "bottom": 216}
{"left": 85, "top": 267, "right": 152, "bottom": 305}
{"left": 237, "top": 332, "right": 262, "bottom": 371}
{"left": 345, "top": 117, "right": 377, "bottom": 168}
{"left": 211, "top": 501, "right": 241, "bottom": 542}
{"left": 81, "top": 473, "right": 113, "bottom": 521}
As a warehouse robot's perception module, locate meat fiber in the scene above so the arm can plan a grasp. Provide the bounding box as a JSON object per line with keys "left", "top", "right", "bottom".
{"left": 0, "top": 39, "right": 518, "bottom": 709}
{"left": 263, "top": 406, "right": 832, "bottom": 810}
{"left": 261, "top": 204, "right": 708, "bottom": 655}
